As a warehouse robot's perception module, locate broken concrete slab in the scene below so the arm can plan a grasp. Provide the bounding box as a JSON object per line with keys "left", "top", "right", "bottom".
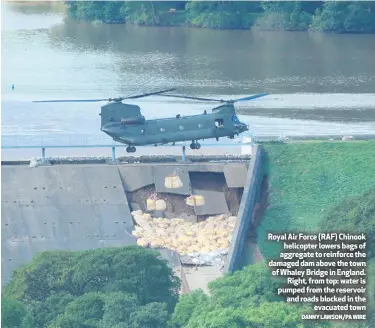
{"left": 156, "top": 248, "right": 182, "bottom": 270}
{"left": 223, "top": 163, "right": 248, "bottom": 188}
{"left": 149, "top": 210, "right": 165, "bottom": 218}
{"left": 118, "top": 166, "right": 154, "bottom": 192}
{"left": 179, "top": 213, "right": 198, "bottom": 223}
{"left": 130, "top": 202, "right": 142, "bottom": 212}
{"left": 192, "top": 189, "right": 229, "bottom": 216}
{"left": 183, "top": 265, "right": 223, "bottom": 293}
{"left": 163, "top": 211, "right": 197, "bottom": 223}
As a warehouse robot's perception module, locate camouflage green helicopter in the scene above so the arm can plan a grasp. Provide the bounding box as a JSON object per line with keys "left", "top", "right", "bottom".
{"left": 33, "top": 89, "right": 268, "bottom": 153}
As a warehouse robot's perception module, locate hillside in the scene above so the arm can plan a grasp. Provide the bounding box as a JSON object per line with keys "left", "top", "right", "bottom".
{"left": 258, "top": 141, "right": 375, "bottom": 259}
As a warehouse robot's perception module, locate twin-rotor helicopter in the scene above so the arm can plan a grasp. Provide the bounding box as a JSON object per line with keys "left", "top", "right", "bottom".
{"left": 33, "top": 89, "right": 268, "bottom": 153}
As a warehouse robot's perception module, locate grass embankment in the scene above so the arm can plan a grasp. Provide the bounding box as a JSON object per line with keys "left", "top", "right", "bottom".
{"left": 257, "top": 141, "right": 375, "bottom": 259}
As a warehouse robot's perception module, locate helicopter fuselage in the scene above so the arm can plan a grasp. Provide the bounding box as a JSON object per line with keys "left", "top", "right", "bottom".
{"left": 100, "top": 102, "right": 248, "bottom": 146}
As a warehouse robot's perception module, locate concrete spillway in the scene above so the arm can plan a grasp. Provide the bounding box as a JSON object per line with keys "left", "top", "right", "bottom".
{"left": 2, "top": 158, "right": 261, "bottom": 287}
{"left": 1, "top": 165, "right": 136, "bottom": 284}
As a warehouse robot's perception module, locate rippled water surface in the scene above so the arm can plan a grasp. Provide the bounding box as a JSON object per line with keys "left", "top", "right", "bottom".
{"left": 2, "top": 2, "right": 375, "bottom": 146}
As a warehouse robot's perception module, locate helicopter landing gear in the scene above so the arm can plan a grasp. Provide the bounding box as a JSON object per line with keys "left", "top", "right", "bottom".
{"left": 126, "top": 146, "right": 136, "bottom": 153}
{"left": 190, "top": 141, "right": 201, "bottom": 150}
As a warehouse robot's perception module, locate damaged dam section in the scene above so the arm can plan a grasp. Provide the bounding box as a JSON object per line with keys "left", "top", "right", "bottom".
{"left": 1, "top": 148, "right": 266, "bottom": 292}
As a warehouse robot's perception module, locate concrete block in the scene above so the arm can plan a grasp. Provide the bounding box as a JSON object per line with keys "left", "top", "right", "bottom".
{"left": 118, "top": 166, "right": 153, "bottom": 192}
{"left": 1, "top": 167, "right": 18, "bottom": 203}
{"left": 180, "top": 213, "right": 198, "bottom": 223}
{"left": 164, "top": 211, "right": 176, "bottom": 219}
{"left": 153, "top": 166, "right": 191, "bottom": 195}
{"left": 1, "top": 205, "right": 28, "bottom": 237}
{"left": 99, "top": 239, "right": 137, "bottom": 248}
{"left": 223, "top": 163, "right": 248, "bottom": 188}
{"left": 192, "top": 189, "right": 229, "bottom": 216}
{"left": 130, "top": 202, "right": 142, "bottom": 212}
{"left": 156, "top": 248, "right": 181, "bottom": 269}
{"left": 83, "top": 166, "right": 128, "bottom": 205}
{"left": 19, "top": 205, "right": 64, "bottom": 240}
{"left": 95, "top": 204, "right": 135, "bottom": 238}
{"left": 186, "top": 164, "right": 225, "bottom": 173}
{"left": 150, "top": 210, "right": 165, "bottom": 218}
{"left": 65, "top": 240, "right": 103, "bottom": 251}
{"left": 163, "top": 211, "right": 197, "bottom": 223}
{"left": 241, "top": 145, "right": 253, "bottom": 155}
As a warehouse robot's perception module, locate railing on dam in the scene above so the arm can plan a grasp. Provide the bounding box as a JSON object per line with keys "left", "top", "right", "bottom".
{"left": 1, "top": 134, "right": 257, "bottom": 162}
{"left": 1, "top": 142, "right": 256, "bottom": 162}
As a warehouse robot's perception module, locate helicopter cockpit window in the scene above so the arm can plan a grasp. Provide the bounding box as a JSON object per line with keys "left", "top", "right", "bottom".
{"left": 141, "top": 129, "right": 145, "bottom": 134}
{"left": 198, "top": 124, "right": 203, "bottom": 128}
{"left": 232, "top": 114, "right": 241, "bottom": 124}
{"left": 215, "top": 119, "right": 224, "bottom": 128}
{"left": 160, "top": 128, "right": 166, "bottom": 132}
{"left": 179, "top": 126, "right": 184, "bottom": 130}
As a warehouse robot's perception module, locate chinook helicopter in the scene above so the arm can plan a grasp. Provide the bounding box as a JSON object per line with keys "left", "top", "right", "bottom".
{"left": 33, "top": 89, "right": 268, "bottom": 153}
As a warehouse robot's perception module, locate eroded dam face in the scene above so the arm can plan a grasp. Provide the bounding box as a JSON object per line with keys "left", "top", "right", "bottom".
{"left": 1, "top": 160, "right": 251, "bottom": 285}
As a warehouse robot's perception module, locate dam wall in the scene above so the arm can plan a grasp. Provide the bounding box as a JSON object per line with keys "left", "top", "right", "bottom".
{"left": 223, "top": 145, "right": 264, "bottom": 273}
{"left": 1, "top": 160, "right": 250, "bottom": 285}
{"left": 1, "top": 165, "right": 136, "bottom": 285}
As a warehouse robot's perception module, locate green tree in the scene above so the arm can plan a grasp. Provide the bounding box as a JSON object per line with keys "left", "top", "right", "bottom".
{"left": 183, "top": 302, "right": 328, "bottom": 328}
{"left": 53, "top": 293, "right": 105, "bottom": 327}
{"left": 185, "top": 1, "right": 261, "bottom": 29}
{"left": 99, "top": 292, "right": 139, "bottom": 327}
{"left": 311, "top": 2, "right": 375, "bottom": 33}
{"left": 3, "top": 251, "right": 78, "bottom": 302}
{"left": 323, "top": 186, "right": 375, "bottom": 259}
{"left": 170, "top": 263, "right": 324, "bottom": 328}
{"left": 3, "top": 246, "right": 180, "bottom": 327}
{"left": 27, "top": 292, "right": 75, "bottom": 327}
{"left": 322, "top": 187, "right": 375, "bottom": 325}
{"left": 208, "top": 263, "right": 282, "bottom": 308}
{"left": 255, "top": 1, "right": 312, "bottom": 31}
{"left": 129, "top": 302, "right": 170, "bottom": 328}
{"left": 1, "top": 296, "right": 30, "bottom": 328}
{"left": 64, "top": 0, "right": 375, "bottom": 33}
{"left": 4, "top": 247, "right": 180, "bottom": 308}
{"left": 169, "top": 289, "right": 208, "bottom": 327}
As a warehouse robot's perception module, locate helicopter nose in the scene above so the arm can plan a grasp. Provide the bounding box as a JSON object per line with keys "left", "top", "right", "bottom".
{"left": 101, "top": 126, "right": 114, "bottom": 135}
{"left": 241, "top": 123, "right": 249, "bottom": 132}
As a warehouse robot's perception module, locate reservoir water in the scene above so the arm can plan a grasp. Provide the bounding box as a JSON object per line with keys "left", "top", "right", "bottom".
{"left": 1, "top": 1, "right": 375, "bottom": 149}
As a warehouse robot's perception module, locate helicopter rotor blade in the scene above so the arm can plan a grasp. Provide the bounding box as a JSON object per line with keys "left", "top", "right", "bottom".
{"left": 33, "top": 91, "right": 267, "bottom": 104}
{"left": 123, "top": 88, "right": 177, "bottom": 100}
{"left": 156, "top": 94, "right": 223, "bottom": 102}
{"left": 156, "top": 92, "right": 269, "bottom": 103}
{"left": 32, "top": 88, "right": 177, "bottom": 103}
{"left": 32, "top": 98, "right": 109, "bottom": 103}
{"left": 232, "top": 93, "right": 269, "bottom": 102}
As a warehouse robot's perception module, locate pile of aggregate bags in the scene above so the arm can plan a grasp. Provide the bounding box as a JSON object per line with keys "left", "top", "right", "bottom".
{"left": 130, "top": 210, "right": 237, "bottom": 265}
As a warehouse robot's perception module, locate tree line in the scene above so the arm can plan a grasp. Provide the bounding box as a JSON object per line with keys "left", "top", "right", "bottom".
{"left": 65, "top": 1, "right": 375, "bottom": 33}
